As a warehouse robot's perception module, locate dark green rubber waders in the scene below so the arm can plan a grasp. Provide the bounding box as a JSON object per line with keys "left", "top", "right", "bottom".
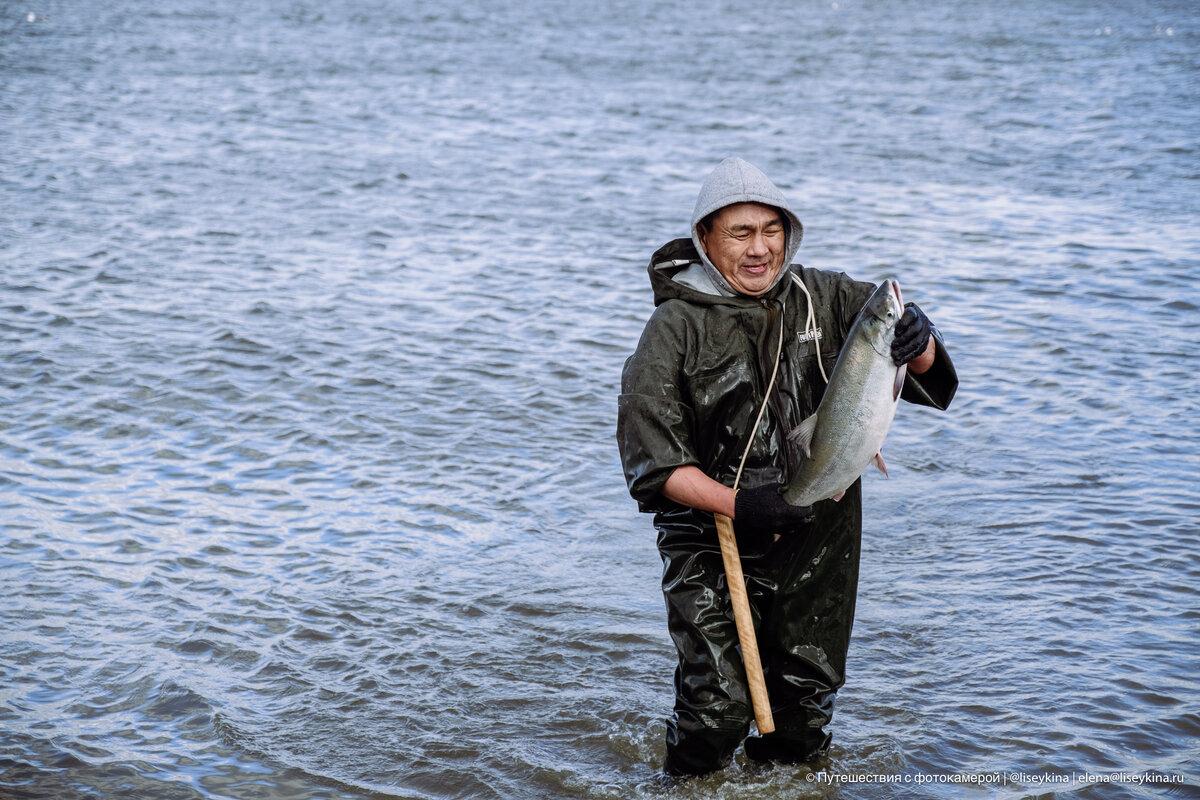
{"left": 656, "top": 481, "right": 862, "bottom": 777}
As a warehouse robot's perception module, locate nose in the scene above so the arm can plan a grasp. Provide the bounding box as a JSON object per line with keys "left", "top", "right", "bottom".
{"left": 747, "top": 231, "right": 769, "bottom": 258}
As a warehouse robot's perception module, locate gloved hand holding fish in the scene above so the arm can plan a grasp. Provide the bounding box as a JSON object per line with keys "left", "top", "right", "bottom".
{"left": 782, "top": 278, "right": 925, "bottom": 506}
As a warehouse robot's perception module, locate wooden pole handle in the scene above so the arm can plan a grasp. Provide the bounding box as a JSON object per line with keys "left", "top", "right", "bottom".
{"left": 714, "top": 513, "right": 775, "bottom": 735}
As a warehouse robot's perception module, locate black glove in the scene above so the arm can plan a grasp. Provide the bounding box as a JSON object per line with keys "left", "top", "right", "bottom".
{"left": 733, "top": 483, "right": 815, "bottom": 544}
{"left": 892, "top": 302, "right": 932, "bottom": 366}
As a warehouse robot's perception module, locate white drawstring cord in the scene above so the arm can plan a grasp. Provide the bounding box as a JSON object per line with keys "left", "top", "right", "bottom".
{"left": 791, "top": 272, "right": 828, "bottom": 385}
{"left": 729, "top": 268, "right": 835, "bottom": 494}
{"left": 732, "top": 273, "right": 828, "bottom": 494}
{"left": 732, "top": 301, "right": 785, "bottom": 492}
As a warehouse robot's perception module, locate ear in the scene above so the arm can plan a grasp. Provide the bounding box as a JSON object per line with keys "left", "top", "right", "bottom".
{"left": 697, "top": 210, "right": 718, "bottom": 243}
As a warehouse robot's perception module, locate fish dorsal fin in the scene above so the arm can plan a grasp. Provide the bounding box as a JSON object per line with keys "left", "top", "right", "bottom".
{"left": 787, "top": 414, "right": 819, "bottom": 459}
{"left": 872, "top": 451, "right": 889, "bottom": 477}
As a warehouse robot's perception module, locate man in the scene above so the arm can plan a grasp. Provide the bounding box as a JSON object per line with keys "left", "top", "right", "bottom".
{"left": 617, "top": 157, "right": 957, "bottom": 778}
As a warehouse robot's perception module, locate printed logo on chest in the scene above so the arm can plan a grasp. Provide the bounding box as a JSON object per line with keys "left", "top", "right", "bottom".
{"left": 795, "top": 327, "right": 823, "bottom": 344}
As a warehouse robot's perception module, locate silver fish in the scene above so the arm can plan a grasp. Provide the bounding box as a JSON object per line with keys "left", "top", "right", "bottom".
{"left": 783, "top": 279, "right": 906, "bottom": 506}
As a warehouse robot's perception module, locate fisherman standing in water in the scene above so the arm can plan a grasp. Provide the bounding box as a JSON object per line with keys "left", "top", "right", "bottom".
{"left": 617, "top": 157, "right": 958, "bottom": 778}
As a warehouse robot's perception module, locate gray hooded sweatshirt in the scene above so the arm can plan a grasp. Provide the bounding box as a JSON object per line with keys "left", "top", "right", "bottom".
{"left": 676, "top": 157, "right": 805, "bottom": 297}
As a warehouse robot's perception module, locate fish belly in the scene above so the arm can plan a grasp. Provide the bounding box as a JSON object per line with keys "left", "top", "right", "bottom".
{"left": 785, "top": 364, "right": 898, "bottom": 506}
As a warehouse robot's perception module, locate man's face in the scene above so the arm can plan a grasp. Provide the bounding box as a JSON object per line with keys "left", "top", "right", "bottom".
{"left": 699, "top": 202, "right": 787, "bottom": 297}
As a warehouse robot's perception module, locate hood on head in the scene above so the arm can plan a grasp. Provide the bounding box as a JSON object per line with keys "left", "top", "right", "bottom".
{"left": 689, "top": 157, "right": 804, "bottom": 297}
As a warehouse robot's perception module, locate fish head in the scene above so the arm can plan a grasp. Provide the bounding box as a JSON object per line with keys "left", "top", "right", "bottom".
{"left": 857, "top": 278, "right": 905, "bottom": 351}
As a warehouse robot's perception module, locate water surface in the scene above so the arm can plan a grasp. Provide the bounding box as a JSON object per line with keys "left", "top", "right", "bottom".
{"left": 2, "top": 1, "right": 1198, "bottom": 798}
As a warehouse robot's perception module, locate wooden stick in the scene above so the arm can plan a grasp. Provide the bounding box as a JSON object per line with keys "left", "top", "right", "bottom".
{"left": 713, "top": 513, "right": 775, "bottom": 735}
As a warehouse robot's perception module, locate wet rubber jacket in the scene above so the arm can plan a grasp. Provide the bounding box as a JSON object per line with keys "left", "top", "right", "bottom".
{"left": 616, "top": 235, "right": 958, "bottom": 775}
{"left": 618, "top": 236, "right": 957, "bottom": 530}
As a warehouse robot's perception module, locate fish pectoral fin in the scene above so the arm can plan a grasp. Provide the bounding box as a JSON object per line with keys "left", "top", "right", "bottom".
{"left": 893, "top": 363, "right": 907, "bottom": 401}
{"left": 787, "top": 413, "right": 819, "bottom": 459}
{"left": 872, "top": 451, "right": 889, "bottom": 477}
{"left": 831, "top": 490, "right": 846, "bottom": 502}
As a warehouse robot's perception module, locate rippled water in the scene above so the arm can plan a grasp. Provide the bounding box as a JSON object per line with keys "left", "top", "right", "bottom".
{"left": 2, "top": 1, "right": 1198, "bottom": 798}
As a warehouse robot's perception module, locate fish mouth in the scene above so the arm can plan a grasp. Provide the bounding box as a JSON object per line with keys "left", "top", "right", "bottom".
{"left": 869, "top": 279, "right": 904, "bottom": 323}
